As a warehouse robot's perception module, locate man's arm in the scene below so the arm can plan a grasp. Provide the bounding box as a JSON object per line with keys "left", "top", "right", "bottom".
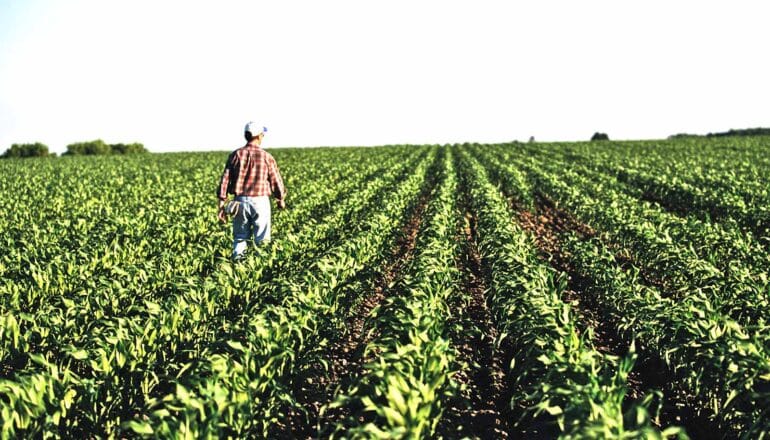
{"left": 218, "top": 152, "right": 236, "bottom": 200}
{"left": 267, "top": 154, "right": 286, "bottom": 208}
{"left": 217, "top": 152, "right": 236, "bottom": 221}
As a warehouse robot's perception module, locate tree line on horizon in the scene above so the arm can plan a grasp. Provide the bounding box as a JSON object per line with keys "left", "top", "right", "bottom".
{"left": 1, "top": 140, "right": 147, "bottom": 158}
{"left": 668, "top": 127, "right": 770, "bottom": 139}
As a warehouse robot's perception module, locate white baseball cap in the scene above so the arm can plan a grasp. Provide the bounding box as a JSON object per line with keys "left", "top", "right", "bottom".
{"left": 244, "top": 121, "right": 267, "bottom": 135}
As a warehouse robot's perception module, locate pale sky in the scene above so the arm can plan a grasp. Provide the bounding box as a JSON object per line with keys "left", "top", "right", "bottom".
{"left": 1, "top": 0, "right": 768, "bottom": 153}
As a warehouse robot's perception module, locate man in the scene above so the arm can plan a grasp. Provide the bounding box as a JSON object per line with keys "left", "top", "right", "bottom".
{"left": 217, "top": 121, "right": 286, "bottom": 260}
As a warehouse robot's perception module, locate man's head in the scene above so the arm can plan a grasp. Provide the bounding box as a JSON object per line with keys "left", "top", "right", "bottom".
{"left": 245, "top": 121, "right": 267, "bottom": 143}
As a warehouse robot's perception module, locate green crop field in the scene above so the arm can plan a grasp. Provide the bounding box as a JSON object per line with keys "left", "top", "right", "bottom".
{"left": 1, "top": 138, "right": 769, "bottom": 438}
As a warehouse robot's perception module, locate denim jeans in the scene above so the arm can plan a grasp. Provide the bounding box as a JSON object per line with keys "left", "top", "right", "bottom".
{"left": 232, "top": 195, "right": 271, "bottom": 259}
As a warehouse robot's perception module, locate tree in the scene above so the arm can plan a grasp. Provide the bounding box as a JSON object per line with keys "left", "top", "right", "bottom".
{"left": 2, "top": 142, "right": 50, "bottom": 158}
{"left": 591, "top": 132, "right": 610, "bottom": 141}
{"left": 707, "top": 127, "right": 770, "bottom": 138}
{"left": 110, "top": 142, "right": 147, "bottom": 154}
{"left": 65, "top": 139, "right": 108, "bottom": 155}
{"left": 64, "top": 140, "right": 146, "bottom": 155}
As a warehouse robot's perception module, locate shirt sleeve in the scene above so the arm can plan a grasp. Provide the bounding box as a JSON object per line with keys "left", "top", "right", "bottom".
{"left": 217, "top": 152, "right": 236, "bottom": 200}
{"left": 267, "top": 154, "right": 286, "bottom": 201}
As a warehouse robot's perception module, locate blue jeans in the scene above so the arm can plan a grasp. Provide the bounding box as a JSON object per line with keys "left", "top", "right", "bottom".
{"left": 232, "top": 195, "right": 271, "bottom": 259}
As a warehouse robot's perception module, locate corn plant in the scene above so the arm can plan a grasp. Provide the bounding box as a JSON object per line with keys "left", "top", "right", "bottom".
{"left": 330, "top": 148, "right": 461, "bottom": 438}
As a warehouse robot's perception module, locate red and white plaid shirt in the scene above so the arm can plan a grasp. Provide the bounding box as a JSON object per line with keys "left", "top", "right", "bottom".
{"left": 217, "top": 142, "right": 286, "bottom": 201}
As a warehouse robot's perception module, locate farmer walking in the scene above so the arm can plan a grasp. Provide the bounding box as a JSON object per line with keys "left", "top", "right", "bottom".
{"left": 217, "top": 121, "right": 286, "bottom": 260}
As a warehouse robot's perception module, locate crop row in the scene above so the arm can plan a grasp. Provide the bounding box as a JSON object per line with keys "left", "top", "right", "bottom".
{"left": 528, "top": 137, "right": 770, "bottom": 204}
{"left": 516, "top": 142, "right": 770, "bottom": 257}
{"left": 456, "top": 148, "right": 673, "bottom": 437}
{"left": 485, "top": 145, "right": 770, "bottom": 333}
{"left": 330, "top": 148, "right": 461, "bottom": 438}
{"left": 475, "top": 144, "right": 770, "bottom": 437}
{"left": 492, "top": 143, "right": 766, "bottom": 274}
{"left": 563, "top": 235, "right": 770, "bottom": 437}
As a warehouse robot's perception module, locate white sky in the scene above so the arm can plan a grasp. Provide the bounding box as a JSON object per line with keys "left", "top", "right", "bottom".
{"left": 1, "top": 0, "right": 769, "bottom": 153}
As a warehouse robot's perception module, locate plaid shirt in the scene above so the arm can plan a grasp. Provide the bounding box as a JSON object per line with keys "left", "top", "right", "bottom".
{"left": 217, "top": 142, "right": 286, "bottom": 201}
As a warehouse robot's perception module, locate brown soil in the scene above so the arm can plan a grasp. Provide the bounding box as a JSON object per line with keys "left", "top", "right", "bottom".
{"left": 515, "top": 196, "right": 596, "bottom": 255}
{"left": 272, "top": 182, "right": 433, "bottom": 439}
{"left": 436, "top": 210, "right": 510, "bottom": 439}
{"left": 517, "top": 196, "right": 670, "bottom": 293}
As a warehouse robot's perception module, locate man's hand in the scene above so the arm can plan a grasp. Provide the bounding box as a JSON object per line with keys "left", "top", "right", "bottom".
{"left": 217, "top": 200, "right": 227, "bottom": 223}
{"left": 277, "top": 199, "right": 286, "bottom": 210}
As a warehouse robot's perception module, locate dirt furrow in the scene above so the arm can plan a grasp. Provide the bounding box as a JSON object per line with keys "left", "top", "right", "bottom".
{"left": 437, "top": 209, "right": 511, "bottom": 439}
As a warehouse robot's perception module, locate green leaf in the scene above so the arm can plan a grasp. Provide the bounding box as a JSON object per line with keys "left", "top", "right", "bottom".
{"left": 70, "top": 350, "right": 88, "bottom": 360}
{"left": 127, "top": 421, "right": 154, "bottom": 435}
